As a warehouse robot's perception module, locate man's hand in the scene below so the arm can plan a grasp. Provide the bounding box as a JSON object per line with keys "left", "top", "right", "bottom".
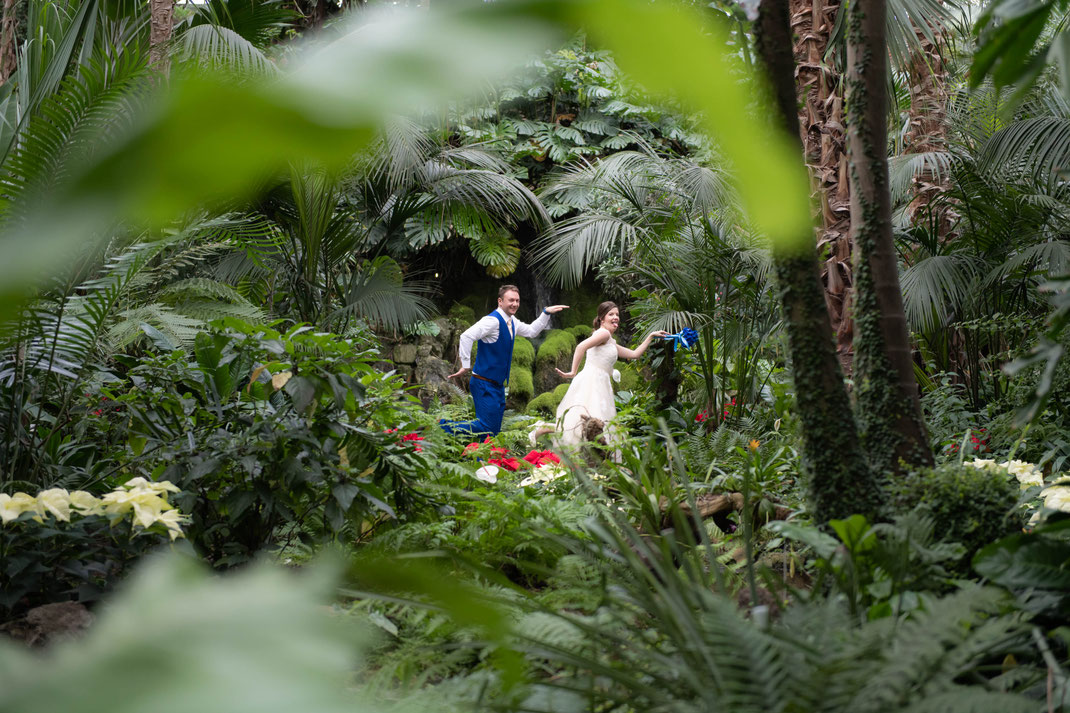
{"left": 448, "top": 366, "right": 470, "bottom": 380}
{"left": 544, "top": 305, "right": 570, "bottom": 314}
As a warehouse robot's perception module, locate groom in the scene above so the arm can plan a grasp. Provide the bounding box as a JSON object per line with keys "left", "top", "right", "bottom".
{"left": 440, "top": 285, "right": 568, "bottom": 436}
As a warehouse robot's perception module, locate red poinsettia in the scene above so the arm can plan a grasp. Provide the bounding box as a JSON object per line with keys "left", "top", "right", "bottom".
{"left": 523, "top": 450, "right": 561, "bottom": 468}
{"left": 463, "top": 437, "right": 506, "bottom": 457}
{"left": 400, "top": 432, "right": 424, "bottom": 452}
{"left": 488, "top": 457, "right": 521, "bottom": 472}
{"left": 695, "top": 411, "right": 708, "bottom": 423}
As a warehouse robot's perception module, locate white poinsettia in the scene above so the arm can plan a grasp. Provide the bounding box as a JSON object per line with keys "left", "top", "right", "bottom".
{"left": 1001, "top": 459, "right": 1043, "bottom": 488}
{"left": 35, "top": 488, "right": 72, "bottom": 522}
{"left": 519, "top": 464, "right": 569, "bottom": 488}
{"left": 0, "top": 492, "right": 36, "bottom": 523}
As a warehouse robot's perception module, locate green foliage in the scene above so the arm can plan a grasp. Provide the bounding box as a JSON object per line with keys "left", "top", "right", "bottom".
{"left": 771, "top": 512, "right": 966, "bottom": 620}
{"left": 526, "top": 383, "right": 569, "bottom": 417}
{"left": 114, "top": 319, "right": 429, "bottom": 566}
{"left": 974, "top": 515, "right": 1070, "bottom": 621}
{"left": 615, "top": 361, "right": 639, "bottom": 391}
{"left": 890, "top": 462, "right": 1023, "bottom": 572}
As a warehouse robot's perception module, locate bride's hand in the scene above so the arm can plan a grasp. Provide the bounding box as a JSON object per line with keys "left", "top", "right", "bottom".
{"left": 649, "top": 330, "right": 670, "bottom": 339}
{"left": 555, "top": 367, "right": 576, "bottom": 379}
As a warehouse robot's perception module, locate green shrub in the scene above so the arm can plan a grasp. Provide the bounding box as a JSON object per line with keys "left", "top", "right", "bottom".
{"left": 527, "top": 383, "right": 570, "bottom": 417}
{"left": 447, "top": 302, "right": 475, "bottom": 325}
{"left": 512, "top": 337, "right": 535, "bottom": 368}
{"left": 113, "top": 320, "right": 429, "bottom": 567}
{"left": 616, "top": 362, "right": 640, "bottom": 391}
{"left": 890, "top": 462, "right": 1022, "bottom": 573}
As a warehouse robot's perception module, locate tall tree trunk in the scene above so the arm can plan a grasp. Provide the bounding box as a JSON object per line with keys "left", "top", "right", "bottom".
{"left": 149, "top": 0, "right": 174, "bottom": 75}
{"left": 0, "top": 0, "right": 18, "bottom": 85}
{"left": 845, "top": 0, "right": 933, "bottom": 473}
{"left": 903, "top": 34, "right": 954, "bottom": 229}
{"left": 791, "top": 0, "right": 854, "bottom": 373}
{"left": 755, "top": 0, "right": 883, "bottom": 523}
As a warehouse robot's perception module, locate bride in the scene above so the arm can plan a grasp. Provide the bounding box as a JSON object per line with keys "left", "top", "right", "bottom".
{"left": 534, "top": 301, "right": 666, "bottom": 450}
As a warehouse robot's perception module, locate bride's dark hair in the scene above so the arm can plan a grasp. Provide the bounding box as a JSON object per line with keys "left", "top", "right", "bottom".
{"left": 593, "top": 301, "right": 619, "bottom": 329}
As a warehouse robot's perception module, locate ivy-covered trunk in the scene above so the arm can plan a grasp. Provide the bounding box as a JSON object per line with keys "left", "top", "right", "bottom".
{"left": 791, "top": 0, "right": 854, "bottom": 372}
{"left": 755, "top": 0, "right": 883, "bottom": 523}
{"left": 845, "top": 0, "right": 933, "bottom": 473}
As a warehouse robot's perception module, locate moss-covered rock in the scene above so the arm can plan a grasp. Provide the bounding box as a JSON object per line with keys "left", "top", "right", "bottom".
{"left": 512, "top": 337, "right": 535, "bottom": 369}
{"left": 507, "top": 366, "right": 534, "bottom": 410}
{"left": 448, "top": 302, "right": 476, "bottom": 326}
{"left": 535, "top": 329, "right": 577, "bottom": 394}
{"left": 566, "top": 324, "right": 593, "bottom": 341}
{"left": 526, "top": 383, "right": 571, "bottom": 417}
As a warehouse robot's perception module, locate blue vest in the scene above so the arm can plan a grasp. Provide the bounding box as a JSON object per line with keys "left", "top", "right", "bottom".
{"left": 472, "top": 311, "right": 514, "bottom": 385}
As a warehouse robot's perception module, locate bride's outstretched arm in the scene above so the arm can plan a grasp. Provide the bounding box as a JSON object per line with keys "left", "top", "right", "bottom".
{"left": 616, "top": 330, "right": 669, "bottom": 360}
{"left": 556, "top": 329, "right": 611, "bottom": 378}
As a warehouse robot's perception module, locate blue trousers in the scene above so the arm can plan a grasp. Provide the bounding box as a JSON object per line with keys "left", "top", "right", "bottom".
{"left": 440, "top": 378, "right": 505, "bottom": 436}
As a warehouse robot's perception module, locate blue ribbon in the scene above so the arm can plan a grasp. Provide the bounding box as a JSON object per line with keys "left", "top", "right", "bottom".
{"left": 662, "top": 327, "right": 698, "bottom": 351}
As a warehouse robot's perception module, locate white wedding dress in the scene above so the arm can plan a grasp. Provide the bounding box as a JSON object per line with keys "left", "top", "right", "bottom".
{"left": 554, "top": 331, "right": 620, "bottom": 450}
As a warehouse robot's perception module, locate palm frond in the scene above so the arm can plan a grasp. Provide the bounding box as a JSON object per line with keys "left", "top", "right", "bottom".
{"left": 175, "top": 24, "right": 275, "bottom": 74}
{"left": 530, "top": 214, "right": 644, "bottom": 289}
{"left": 334, "top": 256, "right": 435, "bottom": 331}
{"left": 981, "top": 116, "right": 1070, "bottom": 183}
{"left": 900, "top": 253, "right": 979, "bottom": 333}
{"left": 889, "top": 151, "right": 953, "bottom": 206}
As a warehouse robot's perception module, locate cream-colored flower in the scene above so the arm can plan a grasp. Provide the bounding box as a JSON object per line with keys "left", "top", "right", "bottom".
{"left": 35, "top": 488, "right": 71, "bottom": 522}
{"left": 68, "top": 490, "right": 103, "bottom": 516}
{"left": 1001, "top": 459, "right": 1043, "bottom": 488}
{"left": 0, "top": 492, "right": 37, "bottom": 524}
{"left": 123, "top": 477, "right": 180, "bottom": 495}
{"left": 152, "top": 509, "right": 187, "bottom": 541}
{"left": 966, "top": 458, "right": 999, "bottom": 471}
{"left": 1041, "top": 479, "right": 1070, "bottom": 513}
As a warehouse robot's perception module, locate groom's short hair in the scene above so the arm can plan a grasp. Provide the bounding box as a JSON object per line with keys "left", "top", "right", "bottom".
{"left": 498, "top": 285, "right": 520, "bottom": 299}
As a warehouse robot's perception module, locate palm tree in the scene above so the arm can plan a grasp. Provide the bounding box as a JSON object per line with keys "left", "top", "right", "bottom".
{"left": 791, "top": 0, "right": 961, "bottom": 371}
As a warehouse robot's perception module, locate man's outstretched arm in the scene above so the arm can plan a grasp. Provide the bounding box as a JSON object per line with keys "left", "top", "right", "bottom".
{"left": 450, "top": 316, "right": 495, "bottom": 379}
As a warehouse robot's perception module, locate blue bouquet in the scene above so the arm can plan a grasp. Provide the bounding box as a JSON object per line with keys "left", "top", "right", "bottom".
{"left": 662, "top": 327, "right": 698, "bottom": 351}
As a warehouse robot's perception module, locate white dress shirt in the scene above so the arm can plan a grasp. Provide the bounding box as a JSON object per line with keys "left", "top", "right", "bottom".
{"left": 458, "top": 307, "right": 552, "bottom": 370}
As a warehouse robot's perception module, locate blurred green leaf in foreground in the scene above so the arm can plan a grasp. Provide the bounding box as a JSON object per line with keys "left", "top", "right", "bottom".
{"left": 0, "top": 554, "right": 371, "bottom": 713}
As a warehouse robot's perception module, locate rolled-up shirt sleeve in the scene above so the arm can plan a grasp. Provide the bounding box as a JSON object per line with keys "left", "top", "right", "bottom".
{"left": 514, "top": 310, "right": 552, "bottom": 338}
{"left": 458, "top": 316, "right": 498, "bottom": 369}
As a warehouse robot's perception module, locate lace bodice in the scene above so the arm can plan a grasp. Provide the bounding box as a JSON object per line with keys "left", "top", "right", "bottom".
{"left": 582, "top": 338, "right": 617, "bottom": 374}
